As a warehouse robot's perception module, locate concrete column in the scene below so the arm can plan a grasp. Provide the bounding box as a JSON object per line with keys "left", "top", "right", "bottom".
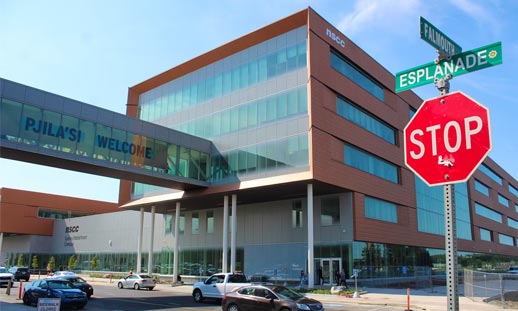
{"left": 222, "top": 196, "right": 229, "bottom": 273}
{"left": 173, "top": 202, "right": 180, "bottom": 283}
{"left": 230, "top": 194, "right": 237, "bottom": 272}
{"left": 307, "top": 184, "right": 314, "bottom": 288}
{"left": 147, "top": 206, "right": 155, "bottom": 275}
{"left": 136, "top": 207, "right": 144, "bottom": 273}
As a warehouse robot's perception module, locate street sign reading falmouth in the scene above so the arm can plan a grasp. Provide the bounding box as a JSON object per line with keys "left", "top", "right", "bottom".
{"left": 404, "top": 91, "right": 492, "bottom": 186}
{"left": 420, "top": 16, "right": 462, "bottom": 56}
{"left": 395, "top": 41, "right": 502, "bottom": 92}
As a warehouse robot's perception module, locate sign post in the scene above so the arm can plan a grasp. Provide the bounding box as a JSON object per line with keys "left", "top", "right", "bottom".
{"left": 400, "top": 16, "right": 499, "bottom": 311}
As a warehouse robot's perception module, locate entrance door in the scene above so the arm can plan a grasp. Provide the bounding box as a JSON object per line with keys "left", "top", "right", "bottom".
{"left": 320, "top": 258, "right": 341, "bottom": 285}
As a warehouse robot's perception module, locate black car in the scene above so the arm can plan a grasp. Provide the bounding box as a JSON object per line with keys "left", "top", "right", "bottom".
{"left": 22, "top": 279, "right": 88, "bottom": 309}
{"left": 8, "top": 266, "right": 30, "bottom": 281}
{"left": 53, "top": 275, "right": 94, "bottom": 298}
{"left": 222, "top": 284, "right": 325, "bottom": 311}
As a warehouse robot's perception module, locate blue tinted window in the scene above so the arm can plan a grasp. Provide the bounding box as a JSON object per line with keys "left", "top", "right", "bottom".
{"left": 499, "top": 234, "right": 514, "bottom": 246}
{"left": 344, "top": 144, "right": 398, "bottom": 183}
{"left": 480, "top": 228, "right": 492, "bottom": 241}
{"left": 508, "top": 217, "right": 518, "bottom": 229}
{"left": 364, "top": 196, "right": 397, "bottom": 223}
{"left": 498, "top": 194, "right": 509, "bottom": 208}
{"left": 478, "top": 164, "right": 502, "bottom": 185}
{"left": 330, "top": 50, "right": 384, "bottom": 102}
{"left": 336, "top": 97, "right": 395, "bottom": 144}
{"left": 475, "top": 203, "right": 502, "bottom": 223}
{"left": 510, "top": 184, "right": 518, "bottom": 198}
{"left": 474, "top": 180, "right": 489, "bottom": 196}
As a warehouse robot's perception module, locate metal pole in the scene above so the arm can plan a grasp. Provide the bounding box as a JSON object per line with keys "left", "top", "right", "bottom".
{"left": 436, "top": 75, "right": 458, "bottom": 311}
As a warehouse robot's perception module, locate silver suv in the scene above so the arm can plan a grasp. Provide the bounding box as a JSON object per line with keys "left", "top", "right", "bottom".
{"left": 0, "top": 267, "right": 14, "bottom": 287}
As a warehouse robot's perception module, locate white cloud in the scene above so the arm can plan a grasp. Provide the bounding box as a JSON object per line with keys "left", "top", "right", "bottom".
{"left": 336, "top": 0, "right": 423, "bottom": 37}
{"left": 448, "top": 0, "right": 502, "bottom": 36}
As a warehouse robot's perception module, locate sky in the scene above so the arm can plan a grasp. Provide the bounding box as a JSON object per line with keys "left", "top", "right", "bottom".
{"left": 1, "top": 0, "right": 517, "bottom": 203}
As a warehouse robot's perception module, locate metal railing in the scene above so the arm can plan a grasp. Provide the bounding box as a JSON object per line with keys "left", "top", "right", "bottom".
{"left": 464, "top": 269, "right": 518, "bottom": 309}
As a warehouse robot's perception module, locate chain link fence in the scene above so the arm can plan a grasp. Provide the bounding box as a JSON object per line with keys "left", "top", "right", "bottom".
{"left": 464, "top": 269, "right": 518, "bottom": 309}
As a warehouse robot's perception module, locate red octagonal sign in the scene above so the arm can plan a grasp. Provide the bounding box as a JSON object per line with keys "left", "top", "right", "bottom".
{"left": 404, "top": 91, "right": 492, "bottom": 186}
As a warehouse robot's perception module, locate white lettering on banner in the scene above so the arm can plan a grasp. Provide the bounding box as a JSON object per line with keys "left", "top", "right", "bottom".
{"left": 326, "top": 28, "right": 345, "bottom": 47}
{"left": 409, "top": 116, "right": 483, "bottom": 160}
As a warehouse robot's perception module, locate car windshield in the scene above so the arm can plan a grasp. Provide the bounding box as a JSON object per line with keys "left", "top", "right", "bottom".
{"left": 48, "top": 281, "right": 74, "bottom": 289}
{"left": 139, "top": 275, "right": 152, "bottom": 279}
{"left": 0, "top": 268, "right": 8, "bottom": 273}
{"left": 271, "top": 286, "right": 303, "bottom": 300}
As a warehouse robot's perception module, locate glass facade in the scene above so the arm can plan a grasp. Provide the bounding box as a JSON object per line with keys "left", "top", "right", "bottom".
{"left": 0, "top": 98, "right": 209, "bottom": 184}
{"left": 415, "top": 177, "right": 472, "bottom": 239}
{"left": 364, "top": 196, "right": 397, "bottom": 223}
{"left": 475, "top": 203, "right": 502, "bottom": 223}
{"left": 321, "top": 197, "right": 340, "bottom": 226}
{"left": 344, "top": 144, "right": 399, "bottom": 183}
{"left": 336, "top": 96, "right": 395, "bottom": 144}
{"left": 330, "top": 50, "right": 385, "bottom": 102}
{"left": 134, "top": 26, "right": 309, "bottom": 195}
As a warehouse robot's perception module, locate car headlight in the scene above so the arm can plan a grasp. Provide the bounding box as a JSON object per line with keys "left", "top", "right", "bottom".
{"left": 296, "top": 303, "right": 311, "bottom": 310}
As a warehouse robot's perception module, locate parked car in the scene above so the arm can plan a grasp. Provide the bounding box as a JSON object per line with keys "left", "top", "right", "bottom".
{"left": 0, "top": 267, "right": 14, "bottom": 287}
{"left": 8, "top": 266, "right": 31, "bottom": 281}
{"left": 193, "top": 272, "right": 250, "bottom": 302}
{"left": 22, "top": 278, "right": 87, "bottom": 309}
{"left": 221, "top": 284, "right": 325, "bottom": 311}
{"left": 54, "top": 275, "right": 94, "bottom": 298}
{"left": 117, "top": 273, "right": 156, "bottom": 290}
{"left": 508, "top": 266, "right": 518, "bottom": 274}
{"left": 51, "top": 271, "right": 76, "bottom": 277}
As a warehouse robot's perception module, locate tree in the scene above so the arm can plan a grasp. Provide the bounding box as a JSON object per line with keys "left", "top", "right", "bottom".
{"left": 48, "top": 256, "right": 56, "bottom": 271}
{"left": 17, "top": 254, "right": 24, "bottom": 267}
{"left": 68, "top": 255, "right": 77, "bottom": 270}
{"left": 91, "top": 255, "right": 98, "bottom": 271}
{"left": 31, "top": 255, "right": 39, "bottom": 269}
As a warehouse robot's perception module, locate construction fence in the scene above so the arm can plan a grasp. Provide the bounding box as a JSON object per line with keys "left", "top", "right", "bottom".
{"left": 464, "top": 269, "right": 518, "bottom": 309}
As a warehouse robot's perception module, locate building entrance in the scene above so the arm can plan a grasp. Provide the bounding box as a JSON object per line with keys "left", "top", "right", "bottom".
{"left": 320, "top": 258, "right": 341, "bottom": 285}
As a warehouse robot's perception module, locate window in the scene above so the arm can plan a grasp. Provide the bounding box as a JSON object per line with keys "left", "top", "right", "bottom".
{"left": 509, "top": 184, "right": 518, "bottom": 198}
{"left": 336, "top": 97, "right": 395, "bottom": 144}
{"left": 192, "top": 213, "right": 200, "bottom": 234}
{"left": 474, "top": 180, "right": 489, "bottom": 196}
{"left": 165, "top": 214, "right": 172, "bottom": 234}
{"left": 344, "top": 144, "right": 398, "bottom": 183}
{"left": 480, "top": 228, "right": 492, "bottom": 242}
{"left": 364, "top": 196, "right": 397, "bottom": 223}
{"left": 499, "top": 233, "right": 514, "bottom": 246}
{"left": 508, "top": 217, "right": 518, "bottom": 229}
{"left": 206, "top": 211, "right": 214, "bottom": 234}
{"left": 330, "top": 50, "right": 384, "bottom": 102}
{"left": 292, "top": 200, "right": 303, "bottom": 228}
{"left": 321, "top": 197, "right": 340, "bottom": 226}
{"left": 498, "top": 194, "right": 509, "bottom": 208}
{"left": 179, "top": 214, "right": 185, "bottom": 234}
{"left": 475, "top": 203, "right": 502, "bottom": 223}
{"left": 478, "top": 164, "right": 502, "bottom": 185}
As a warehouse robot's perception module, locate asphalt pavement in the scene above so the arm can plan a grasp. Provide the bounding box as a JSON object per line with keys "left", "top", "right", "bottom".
{"left": 0, "top": 276, "right": 508, "bottom": 311}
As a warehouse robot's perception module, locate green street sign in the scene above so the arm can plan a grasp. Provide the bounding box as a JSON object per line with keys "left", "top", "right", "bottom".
{"left": 395, "top": 41, "right": 502, "bottom": 93}
{"left": 420, "top": 16, "right": 462, "bottom": 56}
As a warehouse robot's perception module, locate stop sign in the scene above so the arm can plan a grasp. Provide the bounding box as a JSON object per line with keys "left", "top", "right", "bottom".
{"left": 404, "top": 91, "right": 492, "bottom": 186}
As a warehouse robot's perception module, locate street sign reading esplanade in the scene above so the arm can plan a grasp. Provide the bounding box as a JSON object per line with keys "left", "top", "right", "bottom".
{"left": 395, "top": 41, "right": 502, "bottom": 92}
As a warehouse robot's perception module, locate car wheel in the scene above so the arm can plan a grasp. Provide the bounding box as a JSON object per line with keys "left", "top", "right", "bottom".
{"left": 227, "top": 304, "right": 240, "bottom": 311}
{"left": 117, "top": 282, "right": 124, "bottom": 289}
{"left": 134, "top": 283, "right": 140, "bottom": 290}
{"left": 193, "top": 289, "right": 204, "bottom": 302}
{"left": 23, "top": 293, "right": 31, "bottom": 306}
{"left": 148, "top": 287, "right": 154, "bottom": 291}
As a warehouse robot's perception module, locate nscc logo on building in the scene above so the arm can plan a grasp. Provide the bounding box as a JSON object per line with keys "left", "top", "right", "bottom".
{"left": 404, "top": 91, "right": 492, "bottom": 186}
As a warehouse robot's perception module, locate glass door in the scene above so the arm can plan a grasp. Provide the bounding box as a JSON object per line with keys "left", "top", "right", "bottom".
{"left": 320, "top": 258, "right": 341, "bottom": 285}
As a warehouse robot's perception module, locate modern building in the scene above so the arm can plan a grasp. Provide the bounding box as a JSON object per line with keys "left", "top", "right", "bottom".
{"left": 1, "top": 7, "right": 518, "bottom": 286}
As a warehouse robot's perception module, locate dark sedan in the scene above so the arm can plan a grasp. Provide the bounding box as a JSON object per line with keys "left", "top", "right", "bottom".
{"left": 8, "top": 266, "right": 31, "bottom": 281}
{"left": 222, "top": 284, "right": 325, "bottom": 311}
{"left": 53, "top": 275, "right": 94, "bottom": 298}
{"left": 22, "top": 279, "right": 88, "bottom": 309}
